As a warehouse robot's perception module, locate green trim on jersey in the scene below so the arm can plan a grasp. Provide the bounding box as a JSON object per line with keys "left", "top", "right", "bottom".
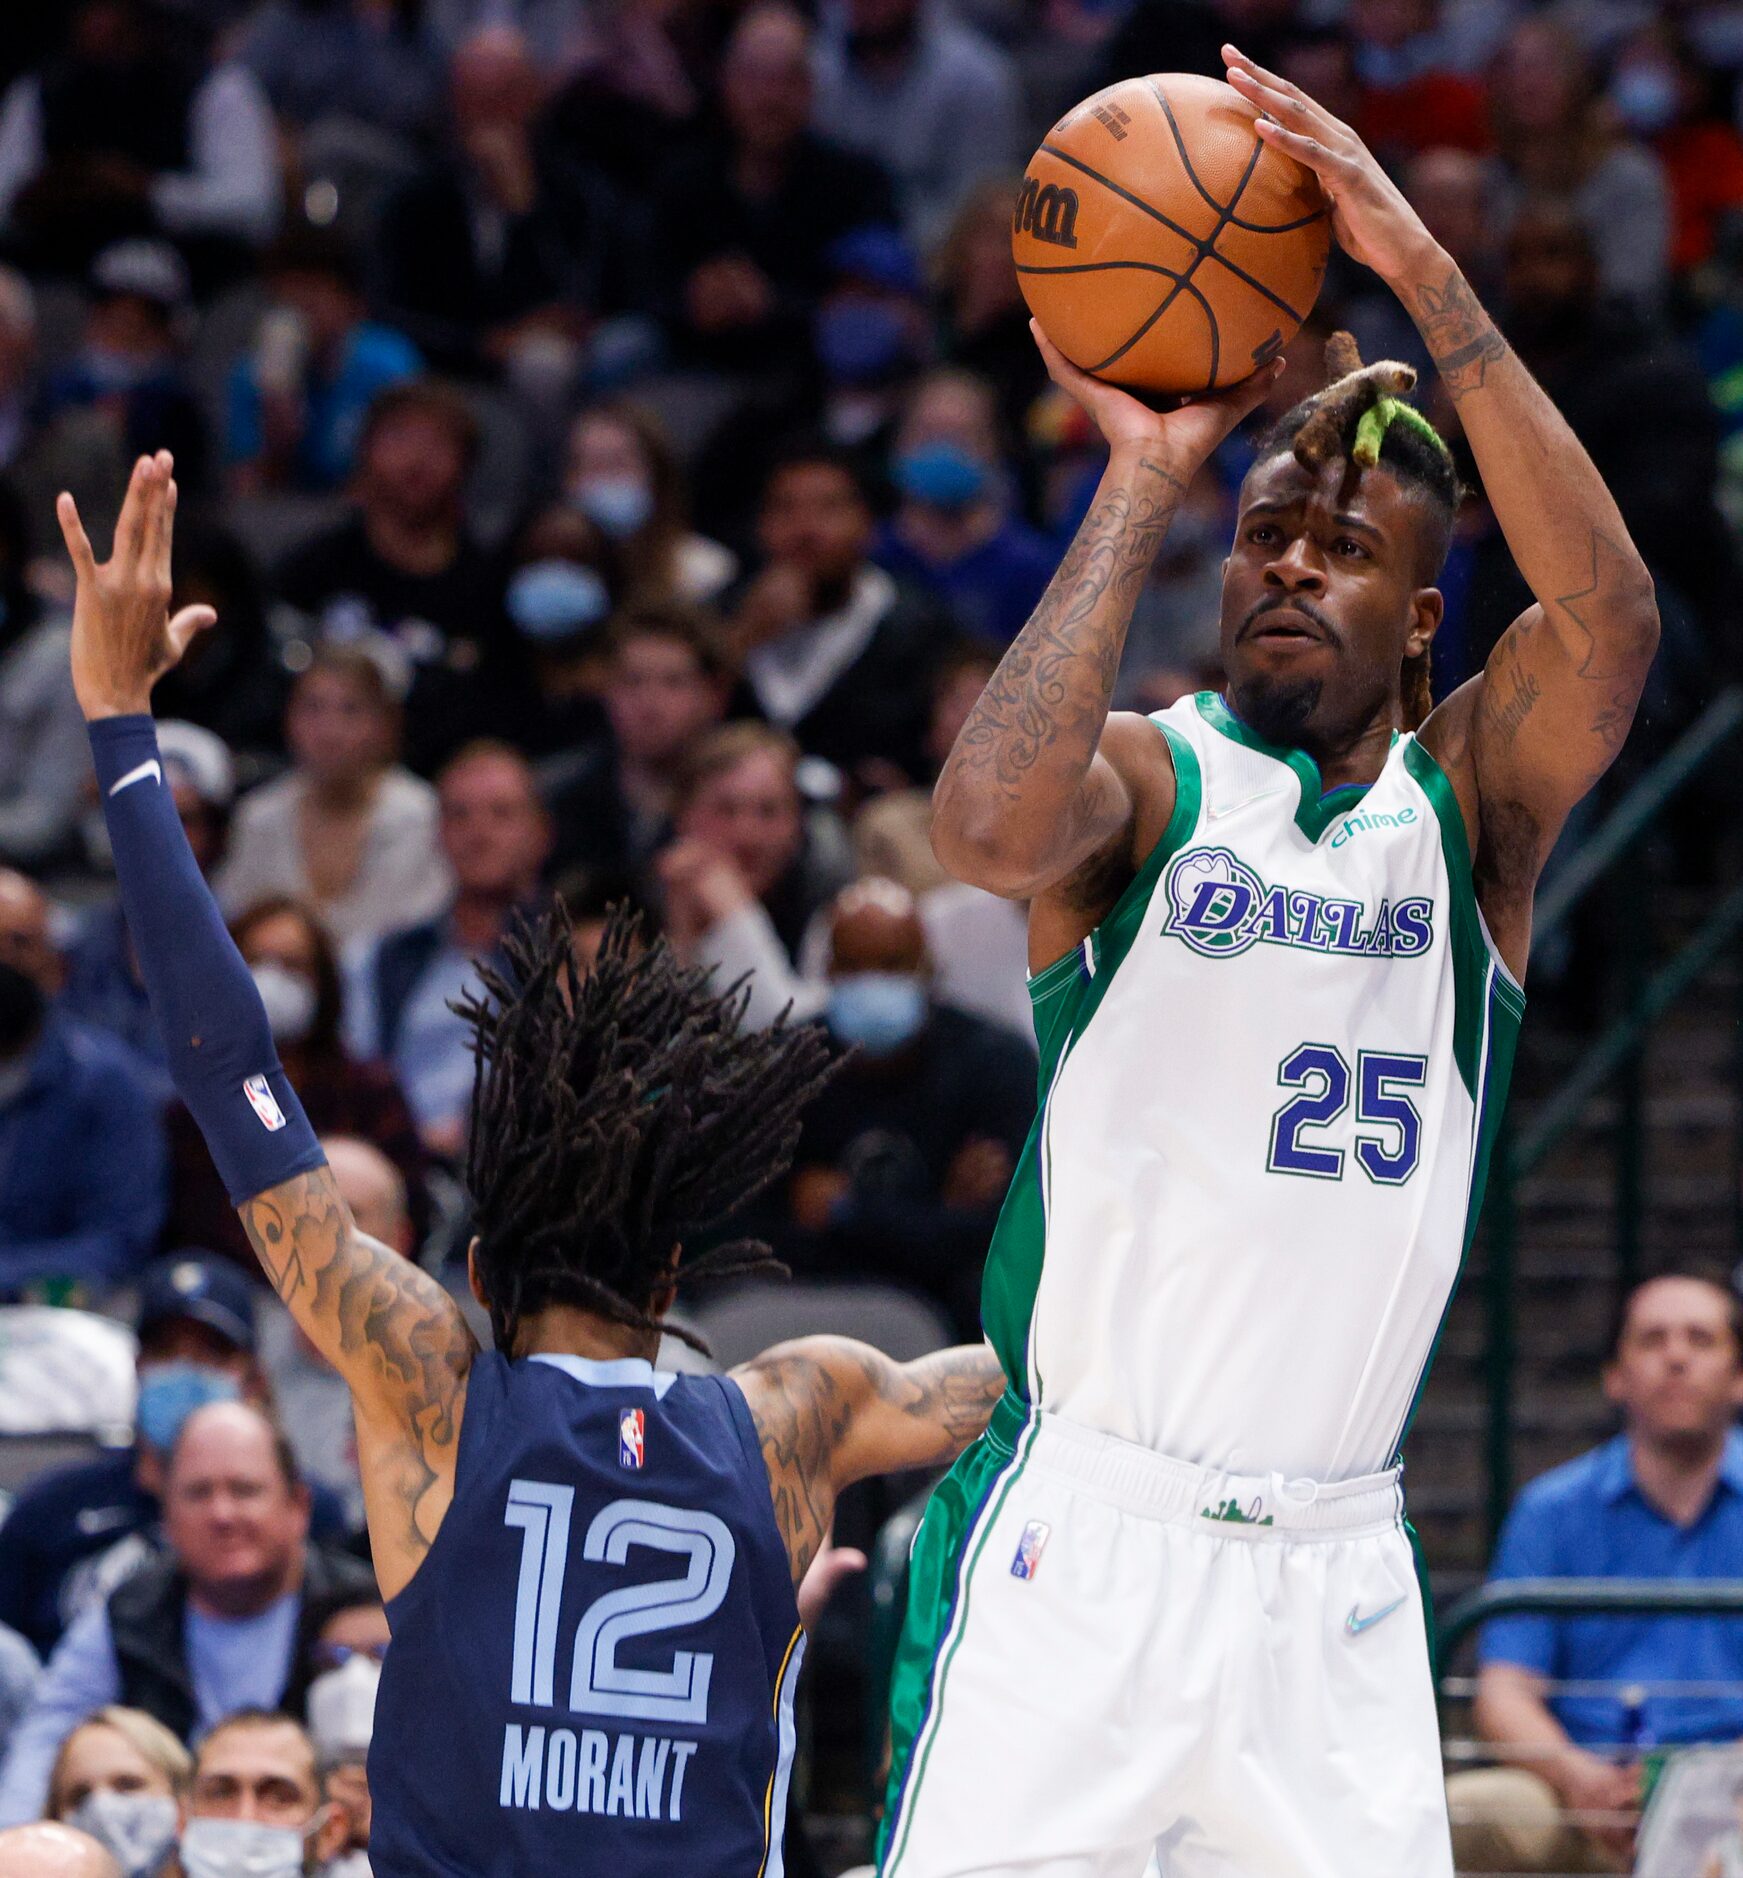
{"left": 1193, "top": 691, "right": 1399, "bottom": 842}
{"left": 878, "top": 1393, "right": 1035, "bottom": 1875}
{"left": 979, "top": 723, "right": 1203, "bottom": 1403}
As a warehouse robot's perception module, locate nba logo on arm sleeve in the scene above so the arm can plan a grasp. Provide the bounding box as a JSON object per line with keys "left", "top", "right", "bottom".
{"left": 1010, "top": 1520, "right": 1050, "bottom": 1580}
{"left": 243, "top": 1074, "right": 287, "bottom": 1132}
{"left": 618, "top": 1408, "right": 645, "bottom": 1470}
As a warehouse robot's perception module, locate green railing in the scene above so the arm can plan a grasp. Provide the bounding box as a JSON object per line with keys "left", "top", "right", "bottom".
{"left": 1480, "top": 688, "right": 1743, "bottom": 1544}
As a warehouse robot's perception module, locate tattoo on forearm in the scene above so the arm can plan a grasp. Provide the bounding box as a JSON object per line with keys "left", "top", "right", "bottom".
{"left": 242, "top": 1169, "right": 474, "bottom": 1566}
{"left": 893, "top": 1346, "right": 1006, "bottom": 1459}
{"left": 745, "top": 1355, "right": 855, "bottom": 1585}
{"left": 940, "top": 458, "right": 1186, "bottom": 805}
{"left": 1414, "top": 268, "right": 1507, "bottom": 401}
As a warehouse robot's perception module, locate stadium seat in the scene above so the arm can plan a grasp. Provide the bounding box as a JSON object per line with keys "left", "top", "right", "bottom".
{"left": 684, "top": 1280, "right": 954, "bottom": 1372}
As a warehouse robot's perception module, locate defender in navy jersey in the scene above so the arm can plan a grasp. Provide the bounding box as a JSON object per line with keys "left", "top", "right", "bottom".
{"left": 59, "top": 452, "right": 1007, "bottom": 1877}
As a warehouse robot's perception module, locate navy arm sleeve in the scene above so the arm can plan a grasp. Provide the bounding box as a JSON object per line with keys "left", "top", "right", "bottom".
{"left": 87, "top": 715, "right": 325, "bottom": 1205}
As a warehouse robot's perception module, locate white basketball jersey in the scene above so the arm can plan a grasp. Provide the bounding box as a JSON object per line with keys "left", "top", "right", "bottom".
{"left": 983, "top": 692, "right": 1524, "bottom": 1482}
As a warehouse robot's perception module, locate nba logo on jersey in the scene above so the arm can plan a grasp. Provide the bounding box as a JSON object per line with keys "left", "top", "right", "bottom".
{"left": 618, "top": 1407, "right": 645, "bottom": 1470}
{"left": 1010, "top": 1520, "right": 1050, "bottom": 1580}
{"left": 242, "top": 1074, "right": 286, "bottom": 1131}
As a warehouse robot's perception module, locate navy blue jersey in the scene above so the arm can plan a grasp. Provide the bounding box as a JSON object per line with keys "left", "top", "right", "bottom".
{"left": 370, "top": 1352, "right": 803, "bottom": 1877}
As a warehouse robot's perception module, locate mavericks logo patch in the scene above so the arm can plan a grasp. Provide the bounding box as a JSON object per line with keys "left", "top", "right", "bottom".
{"left": 1161, "top": 847, "right": 1433, "bottom": 961}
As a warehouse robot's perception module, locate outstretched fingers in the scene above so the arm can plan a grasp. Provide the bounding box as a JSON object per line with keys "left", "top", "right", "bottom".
{"left": 55, "top": 492, "right": 96, "bottom": 581}
{"left": 1223, "top": 44, "right": 1354, "bottom": 144}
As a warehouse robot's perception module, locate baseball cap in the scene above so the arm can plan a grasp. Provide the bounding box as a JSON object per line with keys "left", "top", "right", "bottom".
{"left": 136, "top": 1253, "right": 257, "bottom": 1354}
{"left": 90, "top": 239, "right": 191, "bottom": 314}
{"left": 156, "top": 720, "right": 236, "bottom": 811}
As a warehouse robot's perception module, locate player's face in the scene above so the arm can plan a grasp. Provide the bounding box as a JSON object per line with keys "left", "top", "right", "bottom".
{"left": 1604, "top": 1278, "right": 1743, "bottom": 1443}
{"left": 1219, "top": 455, "right": 1441, "bottom": 755}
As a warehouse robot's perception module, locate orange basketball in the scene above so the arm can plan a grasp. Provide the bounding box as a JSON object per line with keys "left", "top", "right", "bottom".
{"left": 1014, "top": 73, "right": 1331, "bottom": 396}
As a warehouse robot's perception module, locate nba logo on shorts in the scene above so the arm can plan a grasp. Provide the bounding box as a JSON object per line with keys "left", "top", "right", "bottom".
{"left": 1010, "top": 1520, "right": 1050, "bottom": 1580}
{"left": 242, "top": 1075, "right": 286, "bottom": 1132}
{"left": 618, "top": 1408, "right": 645, "bottom": 1470}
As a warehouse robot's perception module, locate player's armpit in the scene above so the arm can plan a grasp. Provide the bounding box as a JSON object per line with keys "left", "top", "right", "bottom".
{"left": 240, "top": 1165, "right": 477, "bottom": 1597}
{"left": 734, "top": 1337, "right": 1006, "bottom": 1584}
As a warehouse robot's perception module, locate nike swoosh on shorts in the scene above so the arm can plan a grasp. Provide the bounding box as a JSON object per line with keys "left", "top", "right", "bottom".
{"left": 1344, "top": 1595, "right": 1408, "bottom": 1637}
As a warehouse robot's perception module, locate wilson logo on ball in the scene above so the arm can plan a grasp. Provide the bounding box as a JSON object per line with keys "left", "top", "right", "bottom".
{"left": 1014, "top": 178, "right": 1079, "bottom": 250}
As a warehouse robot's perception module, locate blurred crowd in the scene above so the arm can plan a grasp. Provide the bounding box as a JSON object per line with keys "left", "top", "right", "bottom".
{"left": 1, "top": 0, "right": 1743, "bottom": 1869}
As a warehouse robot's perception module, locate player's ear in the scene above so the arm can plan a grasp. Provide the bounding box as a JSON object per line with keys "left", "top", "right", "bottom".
{"left": 1405, "top": 587, "right": 1443, "bottom": 661}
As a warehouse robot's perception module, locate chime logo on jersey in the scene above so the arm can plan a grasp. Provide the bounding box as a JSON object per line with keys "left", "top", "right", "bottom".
{"left": 242, "top": 1074, "right": 287, "bottom": 1131}
{"left": 1161, "top": 846, "right": 1434, "bottom": 962}
{"left": 1010, "top": 1520, "right": 1050, "bottom": 1580}
{"left": 618, "top": 1408, "right": 645, "bottom": 1470}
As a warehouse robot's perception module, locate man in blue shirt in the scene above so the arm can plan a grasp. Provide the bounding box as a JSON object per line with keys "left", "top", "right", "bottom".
{"left": 0, "top": 869, "right": 165, "bottom": 1297}
{"left": 1450, "top": 1267, "right": 1743, "bottom": 1873}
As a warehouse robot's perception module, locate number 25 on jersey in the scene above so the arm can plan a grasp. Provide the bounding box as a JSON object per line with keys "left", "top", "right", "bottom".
{"left": 1268, "top": 1044, "right": 1427, "bottom": 1184}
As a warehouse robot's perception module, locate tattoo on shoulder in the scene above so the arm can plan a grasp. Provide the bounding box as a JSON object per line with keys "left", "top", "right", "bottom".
{"left": 241, "top": 1169, "right": 474, "bottom": 1565}
{"left": 1415, "top": 268, "right": 1506, "bottom": 401}
{"left": 744, "top": 1354, "right": 855, "bottom": 1584}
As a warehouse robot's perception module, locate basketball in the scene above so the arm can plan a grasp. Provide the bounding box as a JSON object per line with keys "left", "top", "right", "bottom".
{"left": 1014, "top": 73, "right": 1331, "bottom": 396}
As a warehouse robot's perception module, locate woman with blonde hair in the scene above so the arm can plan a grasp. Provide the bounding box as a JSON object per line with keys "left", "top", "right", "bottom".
{"left": 46, "top": 1706, "right": 187, "bottom": 1877}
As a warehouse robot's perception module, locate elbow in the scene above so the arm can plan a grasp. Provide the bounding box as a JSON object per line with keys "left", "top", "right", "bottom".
{"left": 928, "top": 799, "right": 1050, "bottom": 900}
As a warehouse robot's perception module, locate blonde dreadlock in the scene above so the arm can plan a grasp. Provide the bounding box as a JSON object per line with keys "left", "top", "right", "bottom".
{"left": 1261, "top": 331, "right": 1461, "bottom": 730}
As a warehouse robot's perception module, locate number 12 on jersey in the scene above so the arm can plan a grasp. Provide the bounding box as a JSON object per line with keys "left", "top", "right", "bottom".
{"left": 1268, "top": 1044, "right": 1427, "bottom": 1184}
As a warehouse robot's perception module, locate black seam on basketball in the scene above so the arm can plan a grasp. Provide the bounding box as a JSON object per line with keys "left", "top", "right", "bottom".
{"left": 1090, "top": 269, "right": 1218, "bottom": 378}
{"left": 1015, "top": 260, "right": 1187, "bottom": 279}
{"left": 1146, "top": 80, "right": 1329, "bottom": 234}
{"left": 1038, "top": 136, "right": 1308, "bottom": 355}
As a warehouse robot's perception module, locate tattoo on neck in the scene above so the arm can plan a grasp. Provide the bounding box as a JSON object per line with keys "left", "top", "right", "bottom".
{"left": 1414, "top": 268, "right": 1506, "bottom": 401}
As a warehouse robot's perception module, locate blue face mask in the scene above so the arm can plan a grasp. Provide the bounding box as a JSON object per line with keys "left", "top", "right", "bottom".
{"left": 815, "top": 300, "right": 911, "bottom": 386}
{"left": 894, "top": 442, "right": 992, "bottom": 511}
{"left": 507, "top": 560, "right": 613, "bottom": 643}
{"left": 827, "top": 972, "right": 927, "bottom": 1055}
{"left": 135, "top": 1362, "right": 242, "bottom": 1454}
{"left": 569, "top": 475, "right": 654, "bottom": 540}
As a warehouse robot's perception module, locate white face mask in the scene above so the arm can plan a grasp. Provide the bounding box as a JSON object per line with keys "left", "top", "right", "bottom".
{"left": 306, "top": 1653, "right": 380, "bottom": 1763}
{"left": 68, "top": 1788, "right": 180, "bottom": 1877}
{"left": 250, "top": 961, "right": 318, "bottom": 1045}
{"left": 322, "top": 1854, "right": 372, "bottom": 1878}
{"left": 179, "top": 1816, "right": 310, "bottom": 1878}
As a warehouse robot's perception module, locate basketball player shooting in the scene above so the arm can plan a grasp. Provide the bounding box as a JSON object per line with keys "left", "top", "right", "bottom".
{"left": 877, "top": 47, "right": 1660, "bottom": 1878}
{"left": 57, "top": 453, "right": 1004, "bottom": 1877}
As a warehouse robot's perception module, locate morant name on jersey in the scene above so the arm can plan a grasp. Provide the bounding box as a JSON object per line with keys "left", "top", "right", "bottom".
{"left": 500, "top": 1723, "right": 698, "bottom": 1822}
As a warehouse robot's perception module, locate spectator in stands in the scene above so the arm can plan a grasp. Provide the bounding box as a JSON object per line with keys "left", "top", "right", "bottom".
{"left": 778, "top": 877, "right": 1033, "bottom": 1334}
{"left": 1486, "top": 20, "right": 1671, "bottom": 309}
{"left": 0, "top": 1625, "right": 38, "bottom": 1767}
{"left": 238, "top": 0, "right": 445, "bottom": 140}
{"left": 0, "top": 486, "right": 83, "bottom": 872}
{"left": 178, "top": 1710, "right": 348, "bottom": 1878}
{"left": 1404, "top": 146, "right": 1503, "bottom": 307}
{"left": 728, "top": 444, "right": 945, "bottom": 784}
{"left": 0, "top": 1401, "right": 375, "bottom": 1823}
{"left": 0, "top": 270, "right": 37, "bottom": 476}
{"left": 656, "top": 722, "right": 852, "bottom": 991}
{"left": 347, "top": 741, "right": 550, "bottom": 1156}
{"left": 215, "top": 646, "right": 450, "bottom": 950}
{"left": 0, "top": 0, "right": 280, "bottom": 274}
{"left": 271, "top": 381, "right": 524, "bottom": 772}
{"left": 45, "top": 1706, "right": 186, "bottom": 1878}
{"left": 61, "top": 721, "right": 233, "bottom": 1087}
{"left": 160, "top": 904, "right": 426, "bottom": 1272}
{"left": 227, "top": 228, "right": 422, "bottom": 497}
{"left": 503, "top": 504, "right": 620, "bottom": 757}
{"left": 303, "top": 1598, "right": 387, "bottom": 1870}
{"left": 0, "top": 869, "right": 166, "bottom": 1297}
{"left": 1448, "top": 1268, "right": 1743, "bottom": 1873}
{"left": 564, "top": 401, "right": 737, "bottom": 606}
{"left": 258, "top": 1136, "right": 413, "bottom": 1528}
{"left": 1607, "top": 22, "right": 1743, "bottom": 277}
{"left": 932, "top": 177, "right": 1049, "bottom": 450}
{"left": 652, "top": 4, "right": 896, "bottom": 367}
{"left": 1345, "top": 0, "right": 1488, "bottom": 157}
{"left": 546, "top": 606, "right": 732, "bottom": 878}
{"left": 0, "top": 1821, "right": 119, "bottom": 1877}
{"left": 812, "top": 0, "right": 1022, "bottom": 248}
{"left": 375, "top": 27, "right": 618, "bottom": 382}
{"left": 876, "top": 367, "right": 1054, "bottom": 646}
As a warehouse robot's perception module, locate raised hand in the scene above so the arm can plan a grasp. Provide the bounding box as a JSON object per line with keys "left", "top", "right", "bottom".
{"left": 1032, "top": 317, "right": 1280, "bottom": 476}
{"left": 1222, "top": 44, "right": 1437, "bottom": 288}
{"left": 58, "top": 451, "right": 216, "bottom": 722}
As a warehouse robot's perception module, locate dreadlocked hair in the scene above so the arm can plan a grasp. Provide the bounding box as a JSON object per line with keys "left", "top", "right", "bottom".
{"left": 456, "top": 902, "right": 839, "bottom": 1356}
{"left": 1257, "top": 331, "right": 1462, "bottom": 731}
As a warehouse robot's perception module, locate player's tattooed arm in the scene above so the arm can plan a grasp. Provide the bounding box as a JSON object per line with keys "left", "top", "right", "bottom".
{"left": 242, "top": 1165, "right": 477, "bottom": 1598}
{"left": 734, "top": 1339, "right": 1006, "bottom": 1584}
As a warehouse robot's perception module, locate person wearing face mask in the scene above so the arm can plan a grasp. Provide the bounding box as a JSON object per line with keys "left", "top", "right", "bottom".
{"left": 501, "top": 505, "right": 621, "bottom": 758}
{"left": 774, "top": 878, "right": 1035, "bottom": 1337}
{"left": 47, "top": 1706, "right": 189, "bottom": 1878}
{"left": 564, "top": 402, "right": 736, "bottom": 607}
{"left": 0, "top": 868, "right": 167, "bottom": 1300}
{"left": 177, "top": 1711, "right": 350, "bottom": 1878}
{"left": 302, "top": 1602, "right": 388, "bottom": 1878}
{"left": 0, "top": 1256, "right": 354, "bottom": 1664}
{"left": 875, "top": 367, "right": 1055, "bottom": 646}
{"left": 158, "top": 901, "right": 426, "bottom": 1276}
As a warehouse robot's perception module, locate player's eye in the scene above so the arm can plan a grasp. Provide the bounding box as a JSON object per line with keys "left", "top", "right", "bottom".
{"left": 1332, "top": 537, "right": 1369, "bottom": 559}
{"left": 1246, "top": 524, "right": 1280, "bottom": 546}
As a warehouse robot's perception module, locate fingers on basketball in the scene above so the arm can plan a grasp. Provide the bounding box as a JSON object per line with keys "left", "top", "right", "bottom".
{"left": 1014, "top": 72, "right": 1331, "bottom": 398}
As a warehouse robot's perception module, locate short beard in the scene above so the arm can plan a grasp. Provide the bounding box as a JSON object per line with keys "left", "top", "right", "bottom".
{"left": 1228, "top": 670, "right": 1322, "bottom": 748}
